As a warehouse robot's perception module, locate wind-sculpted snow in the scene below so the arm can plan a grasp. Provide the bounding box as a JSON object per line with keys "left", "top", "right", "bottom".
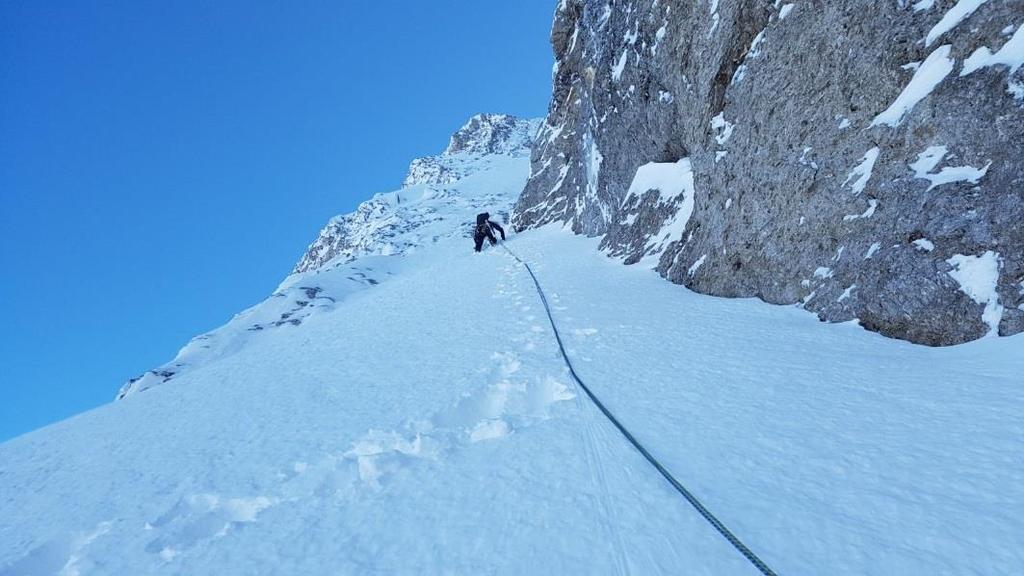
{"left": 2, "top": 227, "right": 1021, "bottom": 574}
{"left": 118, "top": 114, "right": 539, "bottom": 399}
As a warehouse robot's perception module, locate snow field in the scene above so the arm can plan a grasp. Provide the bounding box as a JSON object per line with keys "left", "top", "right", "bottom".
{"left": 511, "top": 227, "right": 1024, "bottom": 575}
{"left": 1, "top": 197, "right": 1021, "bottom": 573}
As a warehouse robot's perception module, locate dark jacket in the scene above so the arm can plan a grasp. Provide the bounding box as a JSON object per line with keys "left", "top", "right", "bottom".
{"left": 475, "top": 212, "right": 506, "bottom": 241}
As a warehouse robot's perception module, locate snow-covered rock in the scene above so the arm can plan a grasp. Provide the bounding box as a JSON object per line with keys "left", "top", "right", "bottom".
{"left": 295, "top": 114, "right": 540, "bottom": 274}
{"left": 443, "top": 113, "right": 540, "bottom": 157}
{"left": 512, "top": 0, "right": 1024, "bottom": 345}
{"left": 400, "top": 114, "right": 540, "bottom": 189}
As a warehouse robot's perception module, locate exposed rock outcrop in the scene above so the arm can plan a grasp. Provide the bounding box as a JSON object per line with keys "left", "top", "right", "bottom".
{"left": 513, "top": 0, "right": 1024, "bottom": 345}
{"left": 296, "top": 114, "right": 540, "bottom": 273}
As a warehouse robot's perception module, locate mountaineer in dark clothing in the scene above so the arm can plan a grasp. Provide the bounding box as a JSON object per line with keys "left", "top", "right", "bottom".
{"left": 473, "top": 212, "right": 506, "bottom": 252}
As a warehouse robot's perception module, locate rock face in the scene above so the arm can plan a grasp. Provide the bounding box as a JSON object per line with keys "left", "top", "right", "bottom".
{"left": 295, "top": 114, "right": 540, "bottom": 273}
{"left": 444, "top": 113, "right": 541, "bottom": 157}
{"left": 513, "top": 0, "right": 1024, "bottom": 345}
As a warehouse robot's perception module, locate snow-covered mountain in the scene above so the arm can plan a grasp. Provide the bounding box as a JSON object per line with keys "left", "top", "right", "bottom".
{"left": 294, "top": 114, "right": 541, "bottom": 274}
{"left": 2, "top": 9, "right": 1023, "bottom": 576}
{"left": 117, "top": 114, "right": 541, "bottom": 399}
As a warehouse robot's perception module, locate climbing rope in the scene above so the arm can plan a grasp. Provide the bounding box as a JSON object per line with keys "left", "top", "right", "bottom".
{"left": 502, "top": 244, "right": 779, "bottom": 576}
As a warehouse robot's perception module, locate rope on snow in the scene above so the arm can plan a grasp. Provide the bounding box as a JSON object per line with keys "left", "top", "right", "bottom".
{"left": 502, "top": 244, "right": 779, "bottom": 576}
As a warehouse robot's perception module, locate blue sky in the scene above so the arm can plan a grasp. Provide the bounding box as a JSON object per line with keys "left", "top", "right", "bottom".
{"left": 0, "top": 1, "right": 555, "bottom": 441}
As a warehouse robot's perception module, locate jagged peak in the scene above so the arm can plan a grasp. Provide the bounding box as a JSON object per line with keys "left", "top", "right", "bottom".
{"left": 292, "top": 113, "right": 542, "bottom": 275}
{"left": 402, "top": 114, "right": 542, "bottom": 188}
{"left": 443, "top": 113, "right": 541, "bottom": 157}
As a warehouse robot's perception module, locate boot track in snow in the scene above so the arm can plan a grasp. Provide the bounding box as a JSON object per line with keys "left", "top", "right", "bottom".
{"left": 502, "top": 243, "right": 779, "bottom": 576}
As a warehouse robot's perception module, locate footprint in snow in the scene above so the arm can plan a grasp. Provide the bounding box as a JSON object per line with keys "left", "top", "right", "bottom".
{"left": 343, "top": 351, "right": 573, "bottom": 489}
{"left": 470, "top": 419, "right": 512, "bottom": 442}
{"left": 0, "top": 521, "right": 111, "bottom": 576}
{"left": 143, "top": 493, "right": 276, "bottom": 561}
{"left": 276, "top": 456, "right": 360, "bottom": 501}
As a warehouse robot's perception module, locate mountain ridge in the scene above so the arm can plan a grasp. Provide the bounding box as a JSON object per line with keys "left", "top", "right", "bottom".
{"left": 117, "top": 114, "right": 541, "bottom": 399}
{"left": 295, "top": 114, "right": 540, "bottom": 274}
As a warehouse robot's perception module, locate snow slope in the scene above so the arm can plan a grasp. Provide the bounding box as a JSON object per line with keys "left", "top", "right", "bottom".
{"left": 3, "top": 111, "right": 1023, "bottom": 574}
{"left": 2, "top": 221, "right": 1022, "bottom": 574}
{"left": 117, "top": 115, "right": 536, "bottom": 399}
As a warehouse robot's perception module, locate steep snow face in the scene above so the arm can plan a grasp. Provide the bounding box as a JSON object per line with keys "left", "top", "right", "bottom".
{"left": 2, "top": 226, "right": 1022, "bottom": 574}
{"left": 513, "top": 0, "right": 1024, "bottom": 345}
{"left": 117, "top": 115, "right": 539, "bottom": 399}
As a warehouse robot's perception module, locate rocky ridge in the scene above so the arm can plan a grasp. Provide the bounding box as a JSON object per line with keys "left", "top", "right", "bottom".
{"left": 119, "top": 114, "right": 540, "bottom": 398}
{"left": 296, "top": 114, "right": 540, "bottom": 273}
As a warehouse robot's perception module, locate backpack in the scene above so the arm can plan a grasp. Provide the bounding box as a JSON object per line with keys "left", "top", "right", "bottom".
{"left": 475, "top": 213, "right": 490, "bottom": 234}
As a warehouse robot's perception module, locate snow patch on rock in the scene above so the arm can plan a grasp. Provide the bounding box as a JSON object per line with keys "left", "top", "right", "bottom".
{"left": 946, "top": 251, "right": 1003, "bottom": 335}
{"left": 865, "top": 242, "right": 882, "bottom": 259}
{"left": 838, "top": 284, "right": 857, "bottom": 302}
{"left": 611, "top": 49, "right": 629, "bottom": 81}
{"left": 925, "top": 0, "right": 989, "bottom": 47}
{"left": 618, "top": 159, "right": 698, "bottom": 259}
{"left": 871, "top": 45, "right": 954, "bottom": 127}
{"left": 843, "top": 198, "right": 879, "bottom": 221}
{"left": 843, "top": 147, "right": 881, "bottom": 195}
{"left": 688, "top": 254, "right": 708, "bottom": 276}
{"left": 960, "top": 24, "right": 1024, "bottom": 77}
{"left": 710, "top": 113, "right": 734, "bottom": 146}
{"left": 913, "top": 238, "right": 936, "bottom": 251}
{"left": 909, "top": 145, "right": 991, "bottom": 190}
{"left": 813, "top": 266, "right": 834, "bottom": 279}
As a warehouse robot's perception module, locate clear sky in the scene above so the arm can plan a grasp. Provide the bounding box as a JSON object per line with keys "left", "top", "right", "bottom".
{"left": 0, "top": 1, "right": 555, "bottom": 441}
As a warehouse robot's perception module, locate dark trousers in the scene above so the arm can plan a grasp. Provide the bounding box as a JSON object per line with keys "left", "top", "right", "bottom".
{"left": 474, "top": 229, "right": 497, "bottom": 252}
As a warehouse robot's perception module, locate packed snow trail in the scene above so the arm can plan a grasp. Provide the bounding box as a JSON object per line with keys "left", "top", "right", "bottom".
{"left": 1, "top": 226, "right": 1022, "bottom": 574}
{"left": 502, "top": 244, "right": 778, "bottom": 576}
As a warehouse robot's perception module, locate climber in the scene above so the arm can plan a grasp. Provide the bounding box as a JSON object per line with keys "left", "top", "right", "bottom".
{"left": 473, "top": 212, "right": 506, "bottom": 252}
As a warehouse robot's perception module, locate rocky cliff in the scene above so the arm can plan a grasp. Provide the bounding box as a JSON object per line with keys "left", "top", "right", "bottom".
{"left": 513, "top": 0, "right": 1024, "bottom": 345}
